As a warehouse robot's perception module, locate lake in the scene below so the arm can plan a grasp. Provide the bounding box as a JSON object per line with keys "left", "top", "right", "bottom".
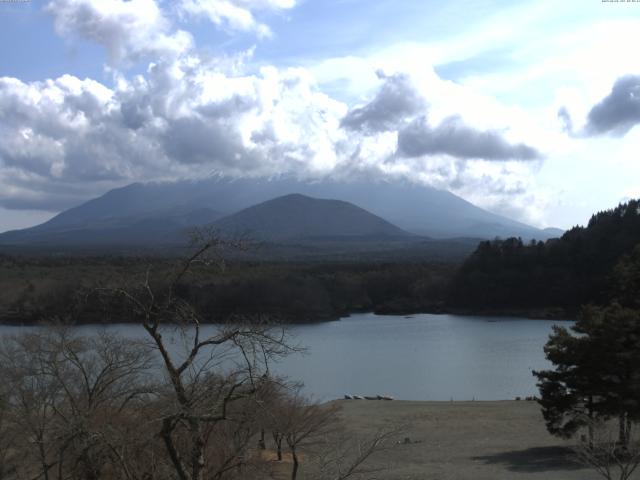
{"left": 0, "top": 313, "right": 568, "bottom": 401}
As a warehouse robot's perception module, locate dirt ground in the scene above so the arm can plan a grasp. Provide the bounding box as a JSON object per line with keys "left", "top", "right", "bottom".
{"left": 324, "top": 400, "right": 602, "bottom": 480}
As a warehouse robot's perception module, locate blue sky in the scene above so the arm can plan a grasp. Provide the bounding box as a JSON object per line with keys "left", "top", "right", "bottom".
{"left": 1, "top": 0, "right": 640, "bottom": 232}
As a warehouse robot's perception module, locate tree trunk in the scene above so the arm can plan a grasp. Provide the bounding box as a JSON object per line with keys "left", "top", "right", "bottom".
{"left": 290, "top": 445, "right": 299, "bottom": 480}
{"left": 38, "top": 436, "right": 50, "bottom": 480}
{"left": 161, "top": 419, "right": 189, "bottom": 480}
{"left": 619, "top": 413, "right": 629, "bottom": 447}
{"left": 588, "top": 395, "right": 594, "bottom": 448}
{"left": 190, "top": 419, "right": 206, "bottom": 480}
{"left": 273, "top": 432, "right": 283, "bottom": 461}
{"left": 258, "top": 429, "right": 266, "bottom": 450}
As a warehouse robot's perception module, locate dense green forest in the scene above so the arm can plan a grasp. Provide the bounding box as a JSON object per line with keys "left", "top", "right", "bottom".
{"left": 449, "top": 199, "right": 640, "bottom": 313}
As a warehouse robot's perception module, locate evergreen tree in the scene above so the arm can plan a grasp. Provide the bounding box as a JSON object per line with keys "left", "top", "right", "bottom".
{"left": 534, "top": 304, "right": 640, "bottom": 444}
{"left": 611, "top": 244, "right": 640, "bottom": 309}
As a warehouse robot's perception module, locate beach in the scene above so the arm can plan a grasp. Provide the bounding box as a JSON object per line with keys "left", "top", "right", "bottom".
{"left": 325, "top": 400, "right": 600, "bottom": 480}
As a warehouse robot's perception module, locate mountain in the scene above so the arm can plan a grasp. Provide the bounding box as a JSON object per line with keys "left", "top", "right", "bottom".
{"left": 213, "top": 194, "right": 410, "bottom": 241}
{"left": 0, "top": 205, "right": 222, "bottom": 247}
{"left": 0, "top": 176, "right": 562, "bottom": 249}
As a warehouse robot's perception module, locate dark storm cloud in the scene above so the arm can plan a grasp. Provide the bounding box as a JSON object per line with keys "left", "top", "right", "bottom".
{"left": 585, "top": 75, "right": 640, "bottom": 136}
{"left": 397, "top": 116, "right": 542, "bottom": 161}
{"left": 163, "top": 116, "right": 258, "bottom": 168}
{"left": 341, "top": 72, "right": 425, "bottom": 133}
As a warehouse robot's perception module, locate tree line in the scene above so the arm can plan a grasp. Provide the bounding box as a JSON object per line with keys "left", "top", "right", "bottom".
{"left": 1, "top": 259, "right": 454, "bottom": 324}
{"left": 449, "top": 199, "right": 640, "bottom": 312}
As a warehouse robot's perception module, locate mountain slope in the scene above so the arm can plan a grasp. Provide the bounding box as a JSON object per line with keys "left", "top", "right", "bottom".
{"left": 0, "top": 205, "right": 222, "bottom": 247}
{"left": 213, "top": 194, "right": 410, "bottom": 241}
{"left": 0, "top": 176, "right": 562, "bottom": 247}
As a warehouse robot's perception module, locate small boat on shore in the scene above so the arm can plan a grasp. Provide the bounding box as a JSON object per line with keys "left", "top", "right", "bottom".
{"left": 344, "top": 394, "right": 394, "bottom": 400}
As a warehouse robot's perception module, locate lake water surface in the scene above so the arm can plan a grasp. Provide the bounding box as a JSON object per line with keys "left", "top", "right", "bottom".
{"left": 0, "top": 313, "right": 569, "bottom": 401}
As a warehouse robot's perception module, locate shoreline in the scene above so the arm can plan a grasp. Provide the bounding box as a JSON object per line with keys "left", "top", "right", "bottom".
{"left": 0, "top": 306, "right": 575, "bottom": 326}
{"left": 334, "top": 398, "right": 540, "bottom": 404}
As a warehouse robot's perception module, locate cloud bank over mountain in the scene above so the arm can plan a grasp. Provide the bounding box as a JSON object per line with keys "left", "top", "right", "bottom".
{"left": 3, "top": 0, "right": 638, "bottom": 231}
{"left": 397, "top": 116, "right": 541, "bottom": 161}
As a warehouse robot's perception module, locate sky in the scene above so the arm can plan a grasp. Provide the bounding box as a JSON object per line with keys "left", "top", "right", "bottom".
{"left": 0, "top": 0, "right": 639, "bottom": 233}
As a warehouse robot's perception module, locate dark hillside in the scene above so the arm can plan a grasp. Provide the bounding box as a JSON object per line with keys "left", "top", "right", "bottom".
{"left": 213, "top": 194, "right": 410, "bottom": 240}
{"left": 449, "top": 199, "right": 640, "bottom": 311}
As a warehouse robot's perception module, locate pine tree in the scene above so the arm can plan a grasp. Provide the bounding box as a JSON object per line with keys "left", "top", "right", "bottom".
{"left": 534, "top": 304, "right": 640, "bottom": 445}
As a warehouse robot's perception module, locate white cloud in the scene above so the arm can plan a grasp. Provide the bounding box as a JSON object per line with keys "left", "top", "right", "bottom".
{"left": 0, "top": 54, "right": 349, "bottom": 210}
{"left": 177, "top": 0, "right": 296, "bottom": 38}
{"left": 46, "top": 0, "right": 193, "bottom": 63}
{"left": 0, "top": 0, "right": 345, "bottom": 214}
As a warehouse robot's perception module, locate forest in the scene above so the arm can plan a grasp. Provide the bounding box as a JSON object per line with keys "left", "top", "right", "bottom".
{"left": 0, "top": 255, "right": 455, "bottom": 324}
{"left": 448, "top": 199, "right": 640, "bottom": 315}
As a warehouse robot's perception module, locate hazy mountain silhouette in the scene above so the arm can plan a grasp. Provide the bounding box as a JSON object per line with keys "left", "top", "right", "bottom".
{"left": 542, "top": 227, "right": 565, "bottom": 237}
{"left": 0, "top": 204, "right": 222, "bottom": 247}
{"left": 0, "top": 176, "right": 562, "bottom": 248}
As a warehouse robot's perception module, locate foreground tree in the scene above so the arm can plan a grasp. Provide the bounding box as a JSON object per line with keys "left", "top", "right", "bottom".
{"left": 105, "top": 236, "right": 297, "bottom": 480}
{"left": 574, "top": 418, "right": 640, "bottom": 480}
{"left": 610, "top": 244, "right": 640, "bottom": 309}
{"left": 534, "top": 304, "right": 640, "bottom": 445}
{"left": 267, "top": 388, "right": 340, "bottom": 480}
{"left": 0, "top": 381, "right": 17, "bottom": 479}
{"left": 308, "top": 429, "right": 399, "bottom": 480}
{"left": 0, "top": 327, "right": 156, "bottom": 480}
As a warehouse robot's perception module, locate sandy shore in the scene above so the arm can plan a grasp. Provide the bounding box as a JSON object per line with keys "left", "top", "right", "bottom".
{"left": 326, "top": 400, "right": 600, "bottom": 480}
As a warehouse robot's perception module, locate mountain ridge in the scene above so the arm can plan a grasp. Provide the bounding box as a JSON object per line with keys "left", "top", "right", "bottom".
{"left": 0, "top": 176, "right": 563, "bottom": 249}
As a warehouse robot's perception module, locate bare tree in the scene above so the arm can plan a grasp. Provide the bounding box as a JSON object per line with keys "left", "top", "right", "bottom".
{"left": 0, "top": 381, "right": 18, "bottom": 480}
{"left": 575, "top": 418, "right": 640, "bottom": 480}
{"left": 106, "top": 235, "right": 298, "bottom": 480}
{"left": 0, "top": 326, "right": 157, "bottom": 480}
{"left": 0, "top": 329, "right": 68, "bottom": 480}
{"left": 306, "top": 427, "right": 400, "bottom": 480}
{"left": 281, "top": 395, "right": 340, "bottom": 480}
